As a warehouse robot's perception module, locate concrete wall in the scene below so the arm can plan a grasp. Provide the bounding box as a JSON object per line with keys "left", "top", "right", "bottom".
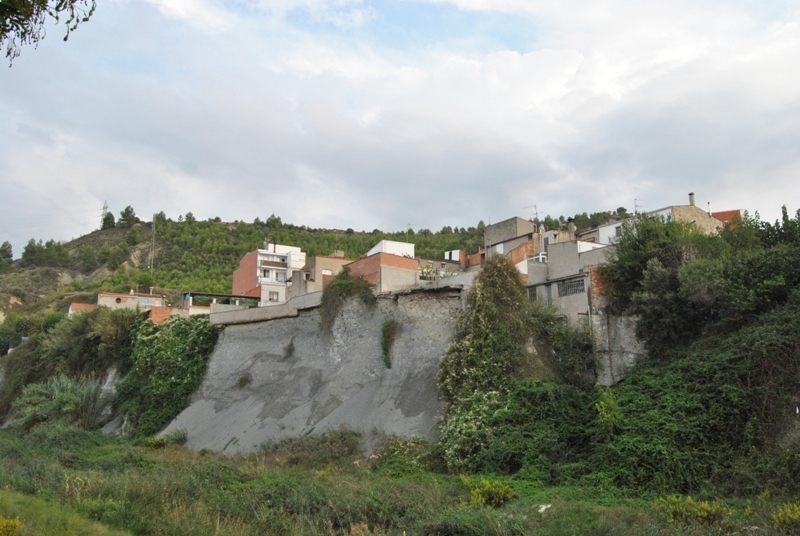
{"left": 379, "top": 265, "right": 419, "bottom": 292}
{"left": 97, "top": 293, "right": 165, "bottom": 310}
{"left": 209, "top": 291, "right": 323, "bottom": 325}
{"left": 593, "top": 313, "right": 647, "bottom": 386}
{"left": 484, "top": 217, "right": 535, "bottom": 248}
{"left": 260, "top": 282, "right": 287, "bottom": 306}
{"left": 162, "top": 289, "right": 464, "bottom": 453}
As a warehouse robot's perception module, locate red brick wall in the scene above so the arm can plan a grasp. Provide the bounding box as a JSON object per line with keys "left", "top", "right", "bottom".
{"left": 232, "top": 251, "right": 259, "bottom": 295}
{"left": 467, "top": 252, "right": 483, "bottom": 268}
{"left": 508, "top": 240, "right": 539, "bottom": 265}
{"left": 148, "top": 307, "right": 171, "bottom": 324}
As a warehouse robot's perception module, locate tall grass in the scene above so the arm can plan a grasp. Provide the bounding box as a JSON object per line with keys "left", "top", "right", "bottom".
{"left": 12, "top": 375, "right": 100, "bottom": 430}
{"left": 0, "top": 426, "right": 793, "bottom": 536}
{"left": 0, "top": 489, "right": 130, "bottom": 536}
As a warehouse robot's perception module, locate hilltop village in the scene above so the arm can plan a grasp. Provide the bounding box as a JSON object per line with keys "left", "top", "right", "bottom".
{"left": 71, "top": 193, "right": 739, "bottom": 336}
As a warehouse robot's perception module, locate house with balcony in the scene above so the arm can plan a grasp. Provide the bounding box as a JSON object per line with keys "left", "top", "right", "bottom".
{"left": 232, "top": 244, "right": 306, "bottom": 306}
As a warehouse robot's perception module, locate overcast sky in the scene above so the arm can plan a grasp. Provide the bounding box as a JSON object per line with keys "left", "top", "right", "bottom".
{"left": 1, "top": 0, "right": 799, "bottom": 257}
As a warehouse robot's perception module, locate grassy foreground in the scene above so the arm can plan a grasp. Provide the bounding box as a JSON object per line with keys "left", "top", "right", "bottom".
{"left": 0, "top": 425, "right": 797, "bottom": 536}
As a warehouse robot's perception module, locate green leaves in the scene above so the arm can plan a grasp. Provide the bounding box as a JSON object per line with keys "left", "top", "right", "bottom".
{"left": 115, "top": 315, "right": 220, "bottom": 438}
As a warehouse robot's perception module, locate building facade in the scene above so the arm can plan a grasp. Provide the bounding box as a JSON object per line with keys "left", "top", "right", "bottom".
{"left": 232, "top": 245, "right": 306, "bottom": 306}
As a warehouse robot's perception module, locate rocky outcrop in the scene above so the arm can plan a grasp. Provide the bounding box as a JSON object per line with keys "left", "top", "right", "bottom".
{"left": 162, "top": 288, "right": 464, "bottom": 453}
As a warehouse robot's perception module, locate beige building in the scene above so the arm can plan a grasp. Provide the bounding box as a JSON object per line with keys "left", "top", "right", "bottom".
{"left": 578, "top": 193, "right": 724, "bottom": 244}
{"left": 289, "top": 251, "right": 354, "bottom": 299}
{"left": 97, "top": 292, "right": 167, "bottom": 311}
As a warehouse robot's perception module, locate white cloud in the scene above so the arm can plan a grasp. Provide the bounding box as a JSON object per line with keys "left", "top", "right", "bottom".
{"left": 2, "top": 0, "right": 800, "bottom": 256}
{"left": 144, "top": 0, "right": 236, "bottom": 31}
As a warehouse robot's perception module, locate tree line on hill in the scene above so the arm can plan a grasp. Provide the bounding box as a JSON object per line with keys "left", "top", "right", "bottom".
{"left": 2, "top": 204, "right": 633, "bottom": 295}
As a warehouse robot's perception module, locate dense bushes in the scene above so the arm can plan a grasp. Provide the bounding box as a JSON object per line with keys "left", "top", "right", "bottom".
{"left": 1, "top": 308, "right": 219, "bottom": 438}
{"left": 12, "top": 376, "right": 99, "bottom": 431}
{"left": 437, "top": 256, "right": 530, "bottom": 411}
{"left": 592, "top": 294, "right": 800, "bottom": 494}
{"left": 437, "top": 256, "right": 597, "bottom": 476}
{"left": 0, "top": 308, "right": 138, "bottom": 416}
{"left": 436, "top": 209, "right": 800, "bottom": 497}
{"left": 114, "top": 314, "right": 220, "bottom": 438}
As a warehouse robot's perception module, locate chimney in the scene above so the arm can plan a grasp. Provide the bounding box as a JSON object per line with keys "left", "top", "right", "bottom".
{"left": 689, "top": 192, "right": 695, "bottom": 206}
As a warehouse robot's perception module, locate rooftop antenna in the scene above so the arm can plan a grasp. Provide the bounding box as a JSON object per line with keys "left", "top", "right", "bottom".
{"left": 523, "top": 205, "right": 539, "bottom": 220}
{"left": 707, "top": 201, "right": 711, "bottom": 215}
{"left": 634, "top": 198, "right": 642, "bottom": 214}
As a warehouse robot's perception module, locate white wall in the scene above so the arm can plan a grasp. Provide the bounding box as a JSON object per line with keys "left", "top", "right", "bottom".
{"left": 367, "top": 240, "right": 415, "bottom": 258}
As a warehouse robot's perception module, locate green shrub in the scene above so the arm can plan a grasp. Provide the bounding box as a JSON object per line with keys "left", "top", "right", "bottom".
{"left": 319, "top": 268, "right": 376, "bottom": 334}
{"left": 12, "top": 375, "right": 99, "bottom": 430}
{"left": 237, "top": 372, "right": 252, "bottom": 387}
{"left": 380, "top": 319, "right": 399, "bottom": 368}
{"left": 140, "top": 428, "right": 187, "bottom": 448}
{"left": 372, "top": 436, "right": 433, "bottom": 476}
{"left": 260, "top": 428, "right": 362, "bottom": 468}
{"left": 437, "top": 256, "right": 529, "bottom": 409}
{"left": 0, "top": 307, "right": 140, "bottom": 417}
{"left": 772, "top": 502, "right": 800, "bottom": 532}
{"left": 115, "top": 315, "right": 220, "bottom": 438}
{"left": 460, "top": 475, "right": 513, "bottom": 508}
{"left": 654, "top": 495, "right": 732, "bottom": 528}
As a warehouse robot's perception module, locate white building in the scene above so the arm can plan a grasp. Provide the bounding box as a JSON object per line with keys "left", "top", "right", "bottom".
{"left": 367, "top": 240, "right": 415, "bottom": 258}
{"left": 232, "top": 245, "right": 307, "bottom": 306}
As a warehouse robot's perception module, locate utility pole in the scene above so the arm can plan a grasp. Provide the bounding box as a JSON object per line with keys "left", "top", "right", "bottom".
{"left": 149, "top": 213, "right": 156, "bottom": 272}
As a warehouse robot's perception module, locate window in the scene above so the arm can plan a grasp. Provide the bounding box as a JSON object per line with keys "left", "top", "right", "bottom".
{"left": 268, "top": 291, "right": 279, "bottom": 302}
{"left": 262, "top": 269, "right": 271, "bottom": 279}
{"left": 615, "top": 226, "right": 622, "bottom": 237}
{"left": 527, "top": 287, "right": 538, "bottom": 301}
{"left": 277, "top": 271, "right": 285, "bottom": 283}
{"left": 557, "top": 278, "right": 585, "bottom": 297}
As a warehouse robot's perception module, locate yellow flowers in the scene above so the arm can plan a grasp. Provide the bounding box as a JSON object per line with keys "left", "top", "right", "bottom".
{"left": 460, "top": 474, "right": 513, "bottom": 508}
{"left": 772, "top": 502, "right": 800, "bottom": 531}
{"left": 0, "top": 516, "right": 21, "bottom": 536}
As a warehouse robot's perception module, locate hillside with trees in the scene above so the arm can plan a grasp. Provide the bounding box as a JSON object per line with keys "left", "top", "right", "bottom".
{"left": 0, "top": 206, "right": 488, "bottom": 315}
{"left": 3, "top": 206, "right": 800, "bottom": 534}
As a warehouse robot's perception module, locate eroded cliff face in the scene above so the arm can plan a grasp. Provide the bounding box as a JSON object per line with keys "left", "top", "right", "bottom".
{"left": 162, "top": 289, "right": 463, "bottom": 453}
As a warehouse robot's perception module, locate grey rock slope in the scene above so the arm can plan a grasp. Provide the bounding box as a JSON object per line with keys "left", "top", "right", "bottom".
{"left": 162, "top": 289, "right": 463, "bottom": 453}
